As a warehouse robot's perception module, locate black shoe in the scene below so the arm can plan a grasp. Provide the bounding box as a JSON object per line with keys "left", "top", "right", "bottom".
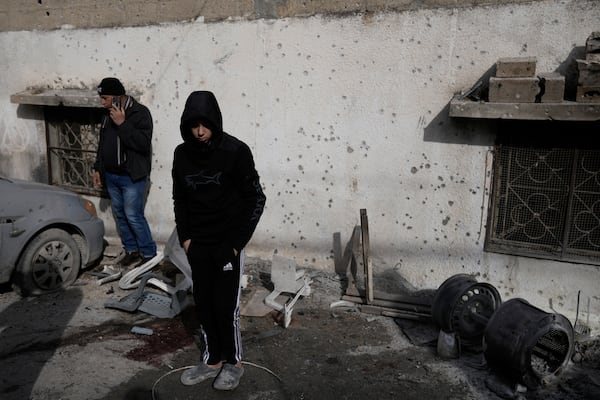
{"left": 119, "top": 251, "right": 141, "bottom": 267}
{"left": 139, "top": 254, "right": 158, "bottom": 265}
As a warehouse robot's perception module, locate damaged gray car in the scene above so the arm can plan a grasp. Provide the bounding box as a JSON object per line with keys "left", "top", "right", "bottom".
{"left": 0, "top": 176, "right": 105, "bottom": 295}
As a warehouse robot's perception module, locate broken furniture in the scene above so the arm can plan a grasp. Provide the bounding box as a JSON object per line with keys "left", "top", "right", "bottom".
{"left": 339, "top": 210, "right": 500, "bottom": 349}
{"left": 105, "top": 273, "right": 189, "bottom": 318}
{"left": 104, "top": 229, "right": 193, "bottom": 318}
{"left": 119, "top": 251, "right": 165, "bottom": 290}
{"left": 339, "top": 209, "right": 500, "bottom": 338}
{"left": 340, "top": 209, "right": 433, "bottom": 321}
{"left": 119, "top": 228, "right": 193, "bottom": 294}
{"left": 263, "top": 253, "right": 312, "bottom": 328}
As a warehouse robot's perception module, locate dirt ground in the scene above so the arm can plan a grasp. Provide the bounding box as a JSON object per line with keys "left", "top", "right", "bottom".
{"left": 1, "top": 249, "right": 599, "bottom": 400}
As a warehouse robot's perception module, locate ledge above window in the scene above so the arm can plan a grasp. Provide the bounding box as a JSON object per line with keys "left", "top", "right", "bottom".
{"left": 449, "top": 94, "right": 600, "bottom": 121}
{"left": 11, "top": 88, "right": 102, "bottom": 108}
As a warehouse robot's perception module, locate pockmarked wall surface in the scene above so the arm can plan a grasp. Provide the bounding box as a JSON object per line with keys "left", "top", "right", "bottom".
{"left": 1, "top": 0, "right": 599, "bottom": 331}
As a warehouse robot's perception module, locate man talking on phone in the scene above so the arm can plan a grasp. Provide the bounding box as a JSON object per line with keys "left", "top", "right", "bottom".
{"left": 93, "top": 77, "right": 157, "bottom": 268}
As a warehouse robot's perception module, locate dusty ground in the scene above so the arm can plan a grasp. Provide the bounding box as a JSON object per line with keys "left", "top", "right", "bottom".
{"left": 1, "top": 249, "right": 599, "bottom": 400}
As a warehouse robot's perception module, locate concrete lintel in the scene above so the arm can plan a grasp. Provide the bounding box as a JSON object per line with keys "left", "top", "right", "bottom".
{"left": 11, "top": 88, "right": 102, "bottom": 108}
{"left": 449, "top": 95, "right": 600, "bottom": 121}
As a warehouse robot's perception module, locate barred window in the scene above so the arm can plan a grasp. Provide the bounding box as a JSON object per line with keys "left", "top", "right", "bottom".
{"left": 485, "top": 121, "right": 600, "bottom": 265}
{"left": 45, "top": 107, "right": 104, "bottom": 196}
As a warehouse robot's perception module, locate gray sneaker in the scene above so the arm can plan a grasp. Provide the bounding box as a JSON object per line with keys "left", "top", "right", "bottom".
{"left": 180, "top": 363, "right": 220, "bottom": 386}
{"left": 213, "top": 363, "right": 244, "bottom": 390}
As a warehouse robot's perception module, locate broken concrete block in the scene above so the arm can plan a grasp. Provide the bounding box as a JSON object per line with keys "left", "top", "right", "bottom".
{"left": 587, "top": 53, "right": 600, "bottom": 63}
{"left": 585, "top": 31, "right": 600, "bottom": 55}
{"left": 495, "top": 57, "right": 537, "bottom": 78}
{"left": 538, "top": 72, "right": 565, "bottom": 103}
{"left": 577, "top": 59, "right": 600, "bottom": 86}
{"left": 576, "top": 85, "right": 600, "bottom": 103}
{"left": 489, "top": 77, "right": 540, "bottom": 102}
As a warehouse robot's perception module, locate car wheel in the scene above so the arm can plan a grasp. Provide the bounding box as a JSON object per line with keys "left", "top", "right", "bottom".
{"left": 13, "top": 228, "right": 81, "bottom": 296}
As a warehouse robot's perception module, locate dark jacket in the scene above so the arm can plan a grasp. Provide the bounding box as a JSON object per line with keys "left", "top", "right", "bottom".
{"left": 172, "top": 91, "right": 266, "bottom": 253}
{"left": 94, "top": 96, "right": 153, "bottom": 181}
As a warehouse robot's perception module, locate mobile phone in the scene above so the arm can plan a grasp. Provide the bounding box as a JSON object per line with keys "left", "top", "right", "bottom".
{"left": 112, "top": 97, "right": 121, "bottom": 109}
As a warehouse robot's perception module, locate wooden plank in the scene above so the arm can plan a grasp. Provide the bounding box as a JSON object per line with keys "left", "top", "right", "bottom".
{"left": 359, "top": 304, "right": 432, "bottom": 321}
{"left": 342, "top": 294, "right": 431, "bottom": 314}
{"left": 346, "top": 225, "right": 361, "bottom": 295}
{"left": 360, "top": 209, "right": 373, "bottom": 304}
{"left": 449, "top": 95, "right": 600, "bottom": 121}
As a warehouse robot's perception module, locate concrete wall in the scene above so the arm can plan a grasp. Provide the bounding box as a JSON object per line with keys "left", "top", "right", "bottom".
{"left": 1, "top": 0, "right": 540, "bottom": 31}
{"left": 1, "top": 0, "right": 599, "bottom": 332}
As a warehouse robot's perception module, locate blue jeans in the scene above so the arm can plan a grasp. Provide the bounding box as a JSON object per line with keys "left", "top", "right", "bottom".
{"left": 105, "top": 173, "right": 157, "bottom": 258}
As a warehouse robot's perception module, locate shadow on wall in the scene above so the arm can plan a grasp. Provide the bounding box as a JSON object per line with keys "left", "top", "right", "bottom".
{"left": 0, "top": 286, "right": 83, "bottom": 400}
{"left": 15, "top": 103, "right": 43, "bottom": 121}
{"left": 423, "top": 46, "right": 587, "bottom": 146}
{"left": 556, "top": 46, "right": 587, "bottom": 101}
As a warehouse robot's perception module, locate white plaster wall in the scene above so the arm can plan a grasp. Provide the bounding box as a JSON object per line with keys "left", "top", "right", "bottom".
{"left": 1, "top": 0, "right": 599, "bottom": 331}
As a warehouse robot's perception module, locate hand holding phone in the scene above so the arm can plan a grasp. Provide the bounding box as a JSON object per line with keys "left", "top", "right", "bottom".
{"left": 112, "top": 96, "right": 121, "bottom": 109}
{"left": 110, "top": 96, "right": 125, "bottom": 125}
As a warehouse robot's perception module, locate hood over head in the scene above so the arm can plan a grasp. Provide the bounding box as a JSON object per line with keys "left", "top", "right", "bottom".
{"left": 180, "top": 91, "right": 223, "bottom": 146}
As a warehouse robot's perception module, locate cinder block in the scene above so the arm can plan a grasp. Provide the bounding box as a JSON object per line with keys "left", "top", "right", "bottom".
{"left": 577, "top": 59, "right": 600, "bottom": 86}
{"left": 488, "top": 77, "right": 540, "bottom": 103}
{"left": 585, "top": 31, "right": 600, "bottom": 54}
{"left": 538, "top": 72, "right": 565, "bottom": 103}
{"left": 587, "top": 53, "right": 600, "bottom": 62}
{"left": 495, "top": 57, "right": 537, "bottom": 78}
{"left": 576, "top": 86, "right": 600, "bottom": 103}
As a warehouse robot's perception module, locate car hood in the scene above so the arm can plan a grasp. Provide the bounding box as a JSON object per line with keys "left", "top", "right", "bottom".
{"left": 1, "top": 176, "right": 76, "bottom": 196}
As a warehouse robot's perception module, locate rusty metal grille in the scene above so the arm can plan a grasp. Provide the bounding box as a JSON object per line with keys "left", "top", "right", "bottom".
{"left": 46, "top": 107, "right": 103, "bottom": 196}
{"left": 487, "top": 143, "right": 600, "bottom": 264}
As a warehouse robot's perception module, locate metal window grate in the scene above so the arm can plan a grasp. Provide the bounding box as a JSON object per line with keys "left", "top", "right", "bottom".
{"left": 487, "top": 143, "right": 600, "bottom": 264}
{"left": 566, "top": 150, "right": 600, "bottom": 252}
{"left": 46, "top": 107, "right": 103, "bottom": 196}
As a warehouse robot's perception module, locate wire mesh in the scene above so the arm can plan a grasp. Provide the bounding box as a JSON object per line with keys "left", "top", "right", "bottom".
{"left": 489, "top": 144, "right": 600, "bottom": 262}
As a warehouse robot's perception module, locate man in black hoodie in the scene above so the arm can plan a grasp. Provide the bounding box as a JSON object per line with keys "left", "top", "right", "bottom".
{"left": 172, "top": 91, "right": 266, "bottom": 391}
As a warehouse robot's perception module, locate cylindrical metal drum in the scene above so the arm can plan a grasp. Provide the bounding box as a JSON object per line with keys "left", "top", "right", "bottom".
{"left": 483, "top": 298, "right": 574, "bottom": 389}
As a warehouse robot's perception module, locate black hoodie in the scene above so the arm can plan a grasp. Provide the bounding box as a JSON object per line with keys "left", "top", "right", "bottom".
{"left": 172, "top": 91, "right": 266, "bottom": 255}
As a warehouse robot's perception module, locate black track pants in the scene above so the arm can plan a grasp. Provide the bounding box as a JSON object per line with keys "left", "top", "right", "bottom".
{"left": 187, "top": 243, "right": 243, "bottom": 365}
